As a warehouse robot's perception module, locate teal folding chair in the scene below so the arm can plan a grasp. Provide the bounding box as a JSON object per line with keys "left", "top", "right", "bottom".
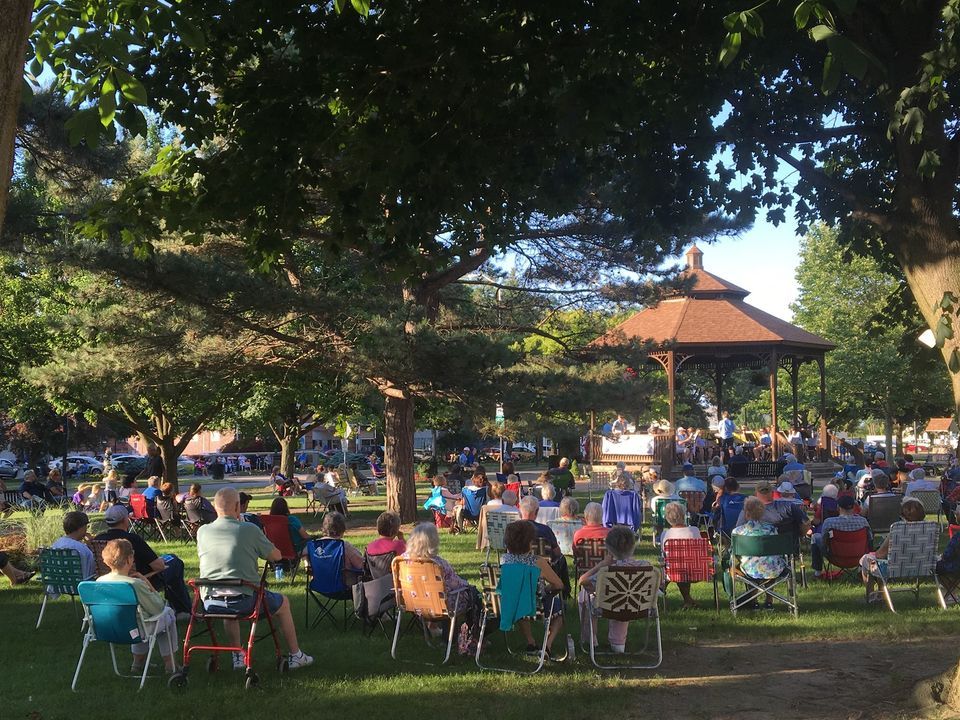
{"left": 36, "top": 547, "right": 85, "bottom": 629}
{"left": 72, "top": 581, "right": 176, "bottom": 691}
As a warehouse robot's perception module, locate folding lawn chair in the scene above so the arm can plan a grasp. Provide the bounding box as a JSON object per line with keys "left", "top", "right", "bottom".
{"left": 304, "top": 538, "right": 359, "bottom": 630}
{"left": 868, "top": 520, "right": 939, "bottom": 613}
{"left": 535, "top": 505, "right": 560, "bottom": 525}
{"left": 548, "top": 518, "right": 584, "bottom": 556}
{"left": 573, "top": 538, "right": 607, "bottom": 595}
{"left": 906, "top": 489, "right": 944, "bottom": 530}
{"left": 651, "top": 497, "right": 685, "bottom": 547}
{"left": 72, "top": 581, "right": 178, "bottom": 691}
{"left": 36, "top": 547, "right": 85, "bottom": 629}
{"left": 661, "top": 538, "right": 720, "bottom": 612}
{"left": 475, "top": 563, "right": 561, "bottom": 674}
{"left": 866, "top": 495, "right": 904, "bottom": 549}
{"left": 822, "top": 527, "right": 871, "bottom": 582}
{"left": 354, "top": 551, "right": 397, "bottom": 636}
{"left": 171, "top": 570, "right": 287, "bottom": 690}
{"left": 260, "top": 514, "right": 301, "bottom": 582}
{"left": 459, "top": 486, "right": 487, "bottom": 532}
{"left": 584, "top": 565, "right": 663, "bottom": 669}
{"left": 728, "top": 533, "right": 798, "bottom": 618}
{"left": 484, "top": 510, "right": 517, "bottom": 564}
{"left": 129, "top": 494, "right": 166, "bottom": 543}
{"left": 390, "top": 556, "right": 467, "bottom": 665}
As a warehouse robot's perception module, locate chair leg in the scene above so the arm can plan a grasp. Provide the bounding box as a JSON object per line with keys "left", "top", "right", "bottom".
{"left": 390, "top": 608, "right": 403, "bottom": 660}
{"left": 881, "top": 580, "right": 896, "bottom": 613}
{"left": 36, "top": 594, "right": 49, "bottom": 630}
{"left": 109, "top": 643, "right": 121, "bottom": 676}
{"left": 474, "top": 610, "right": 491, "bottom": 669}
{"left": 71, "top": 634, "right": 92, "bottom": 691}
{"left": 442, "top": 615, "right": 457, "bottom": 665}
{"left": 140, "top": 635, "right": 157, "bottom": 690}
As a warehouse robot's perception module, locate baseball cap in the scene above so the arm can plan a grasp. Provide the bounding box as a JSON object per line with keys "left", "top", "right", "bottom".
{"left": 104, "top": 505, "right": 129, "bottom": 526}
{"left": 756, "top": 482, "right": 773, "bottom": 494}
{"left": 837, "top": 495, "right": 856, "bottom": 510}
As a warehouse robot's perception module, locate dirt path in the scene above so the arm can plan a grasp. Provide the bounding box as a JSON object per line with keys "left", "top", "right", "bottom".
{"left": 618, "top": 637, "right": 959, "bottom": 720}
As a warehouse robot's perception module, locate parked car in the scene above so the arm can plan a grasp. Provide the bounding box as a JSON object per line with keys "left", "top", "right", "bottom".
{"left": 0, "top": 458, "right": 19, "bottom": 481}
{"left": 51, "top": 456, "right": 104, "bottom": 477}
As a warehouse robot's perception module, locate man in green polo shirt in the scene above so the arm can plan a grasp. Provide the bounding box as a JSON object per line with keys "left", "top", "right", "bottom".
{"left": 197, "top": 487, "right": 313, "bottom": 670}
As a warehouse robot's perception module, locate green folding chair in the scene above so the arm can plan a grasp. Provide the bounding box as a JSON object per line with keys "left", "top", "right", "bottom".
{"left": 36, "top": 547, "right": 85, "bottom": 629}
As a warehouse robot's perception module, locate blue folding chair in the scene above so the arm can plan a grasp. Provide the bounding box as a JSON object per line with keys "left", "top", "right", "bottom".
{"left": 305, "top": 538, "right": 360, "bottom": 630}
{"left": 72, "top": 581, "right": 177, "bottom": 691}
{"left": 460, "top": 486, "right": 487, "bottom": 530}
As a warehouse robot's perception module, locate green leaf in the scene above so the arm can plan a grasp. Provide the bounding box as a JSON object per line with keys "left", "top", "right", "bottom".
{"left": 822, "top": 52, "right": 841, "bottom": 94}
{"left": 64, "top": 108, "right": 103, "bottom": 146}
{"left": 950, "top": 349, "right": 960, "bottom": 375}
{"left": 740, "top": 10, "right": 764, "bottom": 38}
{"left": 334, "top": 0, "right": 348, "bottom": 14}
{"left": 901, "top": 106, "right": 924, "bottom": 141}
{"left": 98, "top": 87, "right": 116, "bottom": 127}
{"left": 176, "top": 18, "right": 207, "bottom": 51}
{"left": 718, "top": 32, "right": 742, "bottom": 68}
{"left": 918, "top": 149, "right": 941, "bottom": 178}
{"left": 809, "top": 24, "right": 837, "bottom": 43}
{"left": 114, "top": 69, "right": 148, "bottom": 105}
{"left": 794, "top": 1, "right": 814, "bottom": 29}
{"left": 941, "top": 292, "right": 957, "bottom": 311}
{"left": 350, "top": 0, "right": 371, "bottom": 15}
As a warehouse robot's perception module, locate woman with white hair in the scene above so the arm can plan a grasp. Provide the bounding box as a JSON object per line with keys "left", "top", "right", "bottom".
{"left": 660, "top": 502, "right": 701, "bottom": 609}
{"left": 904, "top": 467, "right": 938, "bottom": 495}
{"left": 548, "top": 497, "right": 583, "bottom": 555}
{"left": 706, "top": 456, "right": 726, "bottom": 479}
{"left": 573, "top": 502, "right": 609, "bottom": 545}
{"left": 402, "top": 523, "right": 483, "bottom": 641}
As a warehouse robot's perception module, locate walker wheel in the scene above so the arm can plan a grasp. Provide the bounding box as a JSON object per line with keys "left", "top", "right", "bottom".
{"left": 244, "top": 672, "right": 260, "bottom": 690}
{"left": 277, "top": 657, "right": 289, "bottom": 673}
{"left": 168, "top": 673, "right": 188, "bottom": 690}
{"left": 206, "top": 656, "right": 218, "bottom": 673}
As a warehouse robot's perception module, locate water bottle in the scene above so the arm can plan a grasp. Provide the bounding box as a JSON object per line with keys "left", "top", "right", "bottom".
{"left": 274, "top": 565, "right": 284, "bottom": 582}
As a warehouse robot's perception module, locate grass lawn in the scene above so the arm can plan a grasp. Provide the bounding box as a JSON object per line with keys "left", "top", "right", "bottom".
{"left": 1, "top": 487, "right": 957, "bottom": 720}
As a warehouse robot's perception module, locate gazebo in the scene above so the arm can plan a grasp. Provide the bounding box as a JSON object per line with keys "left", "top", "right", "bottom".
{"left": 594, "top": 245, "right": 835, "bottom": 469}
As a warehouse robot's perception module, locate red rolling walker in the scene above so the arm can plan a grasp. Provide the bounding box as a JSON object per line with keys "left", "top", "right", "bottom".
{"left": 168, "top": 569, "right": 287, "bottom": 690}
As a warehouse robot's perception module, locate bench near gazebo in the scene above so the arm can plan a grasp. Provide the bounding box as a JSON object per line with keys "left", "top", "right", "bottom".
{"left": 587, "top": 245, "right": 836, "bottom": 486}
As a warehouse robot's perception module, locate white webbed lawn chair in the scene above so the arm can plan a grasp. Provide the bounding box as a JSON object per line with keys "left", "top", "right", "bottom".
{"left": 584, "top": 564, "right": 663, "bottom": 669}
{"left": 868, "top": 520, "right": 939, "bottom": 612}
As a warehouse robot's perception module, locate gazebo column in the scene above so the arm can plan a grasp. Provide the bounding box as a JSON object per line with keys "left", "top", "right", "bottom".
{"left": 790, "top": 357, "right": 800, "bottom": 429}
{"left": 666, "top": 350, "right": 677, "bottom": 435}
{"left": 714, "top": 361, "right": 725, "bottom": 418}
{"left": 769, "top": 350, "right": 779, "bottom": 458}
{"left": 817, "top": 356, "right": 828, "bottom": 460}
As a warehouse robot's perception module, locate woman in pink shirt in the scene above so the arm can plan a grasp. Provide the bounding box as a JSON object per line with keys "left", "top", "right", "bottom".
{"left": 365, "top": 511, "right": 406, "bottom": 556}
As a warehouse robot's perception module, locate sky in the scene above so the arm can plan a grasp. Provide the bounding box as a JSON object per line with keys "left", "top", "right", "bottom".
{"left": 693, "top": 216, "right": 801, "bottom": 322}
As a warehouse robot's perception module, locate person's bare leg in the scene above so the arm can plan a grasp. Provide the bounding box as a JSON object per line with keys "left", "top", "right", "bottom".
{"left": 272, "top": 596, "right": 301, "bottom": 655}
{"left": 517, "top": 618, "right": 535, "bottom": 646}
{"left": 223, "top": 619, "right": 241, "bottom": 647}
{"left": 678, "top": 582, "right": 697, "bottom": 607}
{"left": 545, "top": 615, "right": 563, "bottom": 653}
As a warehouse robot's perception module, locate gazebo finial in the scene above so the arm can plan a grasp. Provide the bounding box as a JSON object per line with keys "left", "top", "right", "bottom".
{"left": 686, "top": 245, "right": 704, "bottom": 269}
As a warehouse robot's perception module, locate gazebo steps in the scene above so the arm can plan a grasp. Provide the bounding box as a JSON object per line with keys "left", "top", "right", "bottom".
{"left": 668, "top": 461, "right": 840, "bottom": 484}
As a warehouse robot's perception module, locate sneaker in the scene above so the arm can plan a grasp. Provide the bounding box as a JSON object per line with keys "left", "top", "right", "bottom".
{"left": 610, "top": 643, "right": 626, "bottom": 654}
{"left": 232, "top": 652, "right": 246, "bottom": 670}
{"left": 288, "top": 651, "right": 313, "bottom": 670}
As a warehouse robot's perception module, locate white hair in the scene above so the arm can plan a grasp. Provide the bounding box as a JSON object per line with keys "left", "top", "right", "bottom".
{"left": 583, "top": 502, "right": 603, "bottom": 525}
{"left": 540, "top": 483, "right": 556, "bottom": 500}
{"left": 214, "top": 487, "right": 239, "bottom": 513}
{"left": 559, "top": 496, "right": 579, "bottom": 518}
{"left": 502, "top": 489, "right": 518, "bottom": 506}
{"left": 519, "top": 495, "right": 539, "bottom": 519}
{"left": 406, "top": 523, "right": 440, "bottom": 559}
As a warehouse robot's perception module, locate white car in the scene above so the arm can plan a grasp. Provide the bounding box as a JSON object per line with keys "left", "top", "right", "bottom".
{"left": 50, "top": 456, "right": 104, "bottom": 476}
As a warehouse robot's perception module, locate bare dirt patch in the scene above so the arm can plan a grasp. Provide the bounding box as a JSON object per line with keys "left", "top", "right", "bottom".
{"left": 617, "top": 637, "right": 959, "bottom": 720}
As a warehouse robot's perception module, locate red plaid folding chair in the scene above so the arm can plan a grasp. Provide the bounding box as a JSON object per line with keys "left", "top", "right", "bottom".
{"left": 661, "top": 537, "right": 720, "bottom": 612}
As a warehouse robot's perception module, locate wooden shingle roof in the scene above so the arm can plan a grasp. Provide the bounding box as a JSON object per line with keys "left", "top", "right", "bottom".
{"left": 596, "top": 246, "right": 835, "bottom": 351}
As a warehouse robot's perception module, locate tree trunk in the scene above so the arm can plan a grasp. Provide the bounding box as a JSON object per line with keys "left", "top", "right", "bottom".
{"left": 0, "top": 1, "right": 32, "bottom": 236}
{"left": 384, "top": 393, "right": 418, "bottom": 523}
{"left": 895, "top": 228, "right": 960, "bottom": 420}
{"left": 159, "top": 437, "right": 180, "bottom": 493}
{"left": 895, "top": 422, "right": 904, "bottom": 459}
{"left": 883, "top": 403, "right": 894, "bottom": 466}
{"left": 279, "top": 431, "right": 297, "bottom": 479}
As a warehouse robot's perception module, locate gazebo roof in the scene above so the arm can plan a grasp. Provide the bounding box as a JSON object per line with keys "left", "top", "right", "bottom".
{"left": 597, "top": 246, "right": 835, "bottom": 352}
{"left": 925, "top": 417, "right": 957, "bottom": 434}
